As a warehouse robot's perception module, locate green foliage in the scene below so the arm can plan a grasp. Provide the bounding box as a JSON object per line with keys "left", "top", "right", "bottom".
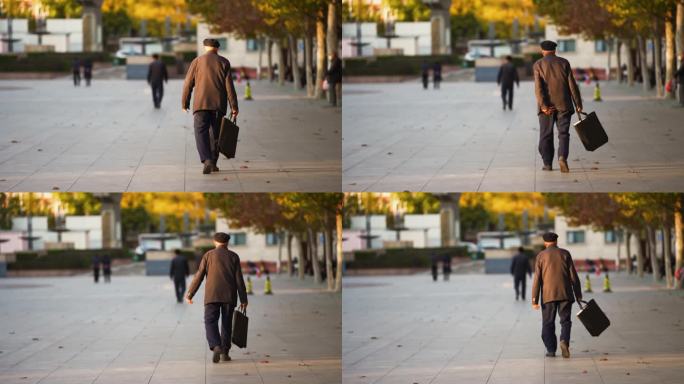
{"left": 348, "top": 246, "right": 468, "bottom": 269}
{"left": 0, "top": 193, "right": 22, "bottom": 230}
{"left": 344, "top": 55, "right": 460, "bottom": 76}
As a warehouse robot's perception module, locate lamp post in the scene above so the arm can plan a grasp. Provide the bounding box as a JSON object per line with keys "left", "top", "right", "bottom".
{"left": 349, "top": 0, "right": 369, "bottom": 57}
{"left": 1, "top": 1, "right": 21, "bottom": 52}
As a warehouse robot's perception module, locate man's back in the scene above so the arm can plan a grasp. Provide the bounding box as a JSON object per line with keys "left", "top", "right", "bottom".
{"left": 498, "top": 62, "right": 519, "bottom": 87}
{"left": 533, "top": 54, "right": 582, "bottom": 113}
{"left": 187, "top": 246, "right": 247, "bottom": 305}
{"left": 182, "top": 51, "right": 238, "bottom": 116}
{"left": 510, "top": 253, "right": 530, "bottom": 278}
{"left": 148, "top": 60, "right": 167, "bottom": 85}
{"left": 170, "top": 255, "right": 189, "bottom": 280}
{"left": 532, "top": 245, "right": 581, "bottom": 304}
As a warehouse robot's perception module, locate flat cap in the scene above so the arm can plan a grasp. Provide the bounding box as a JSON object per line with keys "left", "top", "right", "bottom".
{"left": 213, "top": 232, "right": 231, "bottom": 244}
{"left": 203, "top": 38, "right": 220, "bottom": 48}
{"left": 542, "top": 232, "right": 559, "bottom": 242}
{"left": 540, "top": 40, "right": 557, "bottom": 51}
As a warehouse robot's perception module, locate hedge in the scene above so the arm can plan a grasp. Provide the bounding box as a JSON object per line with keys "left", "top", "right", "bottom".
{"left": 0, "top": 52, "right": 113, "bottom": 72}
{"left": 344, "top": 54, "right": 462, "bottom": 77}
{"left": 9, "top": 248, "right": 131, "bottom": 270}
{"left": 347, "top": 246, "right": 469, "bottom": 269}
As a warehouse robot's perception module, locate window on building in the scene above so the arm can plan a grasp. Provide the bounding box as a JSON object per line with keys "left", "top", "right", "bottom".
{"left": 246, "top": 39, "right": 259, "bottom": 52}
{"left": 230, "top": 232, "right": 247, "bottom": 246}
{"left": 604, "top": 230, "right": 617, "bottom": 244}
{"left": 567, "top": 230, "right": 585, "bottom": 244}
{"left": 558, "top": 39, "right": 576, "bottom": 53}
{"left": 265, "top": 232, "right": 278, "bottom": 246}
{"left": 595, "top": 40, "right": 608, "bottom": 53}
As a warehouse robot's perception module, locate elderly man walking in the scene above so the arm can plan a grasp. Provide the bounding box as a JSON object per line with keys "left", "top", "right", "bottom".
{"left": 182, "top": 38, "right": 239, "bottom": 175}
{"left": 532, "top": 232, "right": 583, "bottom": 358}
{"left": 533, "top": 40, "right": 583, "bottom": 173}
{"left": 186, "top": 232, "right": 248, "bottom": 363}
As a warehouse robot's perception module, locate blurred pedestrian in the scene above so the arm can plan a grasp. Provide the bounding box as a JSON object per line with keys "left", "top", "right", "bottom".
{"left": 675, "top": 54, "right": 684, "bottom": 107}
{"left": 72, "top": 58, "right": 81, "bottom": 87}
{"left": 532, "top": 232, "right": 582, "bottom": 358}
{"left": 92, "top": 254, "right": 100, "bottom": 283}
{"left": 147, "top": 53, "right": 168, "bottom": 109}
{"left": 430, "top": 254, "right": 439, "bottom": 282}
{"left": 170, "top": 249, "right": 190, "bottom": 303}
{"left": 186, "top": 232, "right": 248, "bottom": 364}
{"left": 442, "top": 254, "right": 452, "bottom": 281}
{"left": 421, "top": 62, "right": 430, "bottom": 90}
{"left": 433, "top": 61, "right": 442, "bottom": 89}
{"left": 510, "top": 247, "right": 531, "bottom": 301}
{"left": 83, "top": 58, "right": 93, "bottom": 87}
{"left": 182, "top": 38, "right": 239, "bottom": 175}
{"left": 327, "top": 51, "right": 342, "bottom": 107}
{"left": 533, "top": 40, "right": 583, "bottom": 173}
{"left": 102, "top": 254, "right": 111, "bottom": 283}
{"left": 497, "top": 55, "right": 519, "bottom": 110}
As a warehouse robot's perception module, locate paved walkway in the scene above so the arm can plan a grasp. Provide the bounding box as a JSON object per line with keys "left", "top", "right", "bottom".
{"left": 0, "top": 275, "right": 341, "bottom": 384}
{"left": 0, "top": 77, "right": 340, "bottom": 192}
{"left": 343, "top": 273, "right": 684, "bottom": 384}
{"left": 343, "top": 81, "right": 684, "bottom": 192}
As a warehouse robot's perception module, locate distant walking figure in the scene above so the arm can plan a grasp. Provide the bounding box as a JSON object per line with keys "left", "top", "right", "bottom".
{"left": 532, "top": 232, "right": 582, "bottom": 358}
{"left": 182, "top": 39, "right": 239, "bottom": 175}
{"left": 102, "top": 254, "right": 111, "bottom": 283}
{"left": 533, "top": 40, "right": 583, "bottom": 173}
{"left": 327, "top": 51, "right": 342, "bottom": 107}
{"left": 432, "top": 61, "right": 442, "bottom": 89}
{"left": 72, "top": 59, "right": 81, "bottom": 87}
{"left": 83, "top": 58, "right": 93, "bottom": 86}
{"left": 92, "top": 255, "right": 100, "bottom": 283}
{"left": 186, "top": 232, "right": 248, "bottom": 363}
{"left": 497, "top": 55, "right": 519, "bottom": 110}
{"left": 147, "top": 53, "right": 168, "bottom": 109}
{"left": 510, "top": 247, "right": 531, "bottom": 300}
{"left": 421, "top": 62, "right": 430, "bottom": 90}
{"left": 442, "top": 254, "right": 451, "bottom": 281}
{"left": 170, "top": 249, "right": 190, "bottom": 303}
{"left": 675, "top": 55, "right": 684, "bottom": 107}
{"left": 430, "top": 254, "right": 439, "bottom": 282}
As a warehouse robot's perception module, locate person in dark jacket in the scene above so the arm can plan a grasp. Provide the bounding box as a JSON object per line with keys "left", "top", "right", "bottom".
{"left": 72, "top": 59, "right": 81, "bottom": 87}
{"left": 182, "top": 39, "right": 239, "bottom": 175}
{"left": 430, "top": 253, "right": 439, "bottom": 282}
{"left": 532, "top": 232, "right": 582, "bottom": 358}
{"left": 533, "top": 40, "right": 583, "bottom": 173}
{"left": 91, "top": 255, "right": 100, "bottom": 283}
{"left": 170, "top": 249, "right": 190, "bottom": 303}
{"left": 433, "top": 61, "right": 442, "bottom": 89}
{"left": 186, "top": 232, "right": 248, "bottom": 364}
{"left": 675, "top": 55, "right": 684, "bottom": 107}
{"left": 147, "top": 54, "right": 168, "bottom": 109}
{"left": 83, "top": 58, "right": 93, "bottom": 87}
{"left": 497, "top": 55, "right": 519, "bottom": 110}
{"left": 327, "top": 51, "right": 342, "bottom": 107}
{"left": 421, "top": 62, "right": 430, "bottom": 90}
{"left": 442, "top": 254, "right": 452, "bottom": 281}
{"left": 102, "top": 254, "right": 111, "bottom": 283}
{"left": 510, "top": 247, "right": 531, "bottom": 300}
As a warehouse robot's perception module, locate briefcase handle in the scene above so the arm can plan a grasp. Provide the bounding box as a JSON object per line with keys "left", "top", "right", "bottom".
{"left": 576, "top": 299, "right": 588, "bottom": 309}
{"left": 576, "top": 111, "right": 588, "bottom": 121}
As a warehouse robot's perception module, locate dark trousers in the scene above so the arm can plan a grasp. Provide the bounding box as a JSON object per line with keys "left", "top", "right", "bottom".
{"left": 514, "top": 275, "right": 526, "bottom": 300}
{"left": 93, "top": 267, "right": 99, "bottom": 283}
{"left": 151, "top": 83, "right": 164, "bottom": 107}
{"left": 174, "top": 278, "right": 186, "bottom": 303}
{"left": 538, "top": 110, "right": 572, "bottom": 166}
{"left": 193, "top": 110, "right": 221, "bottom": 164}
{"left": 204, "top": 303, "right": 234, "bottom": 352}
{"left": 501, "top": 85, "right": 514, "bottom": 109}
{"left": 422, "top": 74, "right": 429, "bottom": 89}
{"left": 541, "top": 300, "right": 572, "bottom": 353}
{"left": 679, "top": 85, "right": 684, "bottom": 106}
{"left": 103, "top": 268, "right": 111, "bottom": 283}
{"left": 73, "top": 72, "right": 80, "bottom": 86}
{"left": 329, "top": 81, "right": 340, "bottom": 106}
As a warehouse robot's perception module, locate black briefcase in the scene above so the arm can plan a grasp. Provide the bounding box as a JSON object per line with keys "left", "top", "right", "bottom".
{"left": 573, "top": 111, "right": 608, "bottom": 151}
{"left": 576, "top": 299, "right": 610, "bottom": 337}
{"left": 218, "top": 116, "right": 239, "bottom": 159}
{"left": 232, "top": 308, "right": 248, "bottom": 348}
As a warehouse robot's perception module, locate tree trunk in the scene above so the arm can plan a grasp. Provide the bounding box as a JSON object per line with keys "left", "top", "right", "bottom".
{"left": 277, "top": 231, "right": 283, "bottom": 274}
{"left": 277, "top": 39, "right": 286, "bottom": 86}
{"left": 257, "top": 38, "right": 263, "bottom": 80}
{"left": 304, "top": 32, "right": 315, "bottom": 97}
{"left": 678, "top": 4, "right": 684, "bottom": 61}
{"left": 675, "top": 194, "right": 684, "bottom": 289}
{"left": 267, "top": 38, "right": 273, "bottom": 82}
{"left": 288, "top": 34, "right": 302, "bottom": 91}
{"left": 625, "top": 230, "right": 633, "bottom": 274}
{"left": 325, "top": 227, "right": 334, "bottom": 291}
{"left": 636, "top": 230, "right": 645, "bottom": 277}
{"left": 298, "top": 234, "right": 306, "bottom": 280}
{"left": 616, "top": 228, "right": 622, "bottom": 272}
{"left": 653, "top": 19, "right": 664, "bottom": 97}
{"left": 638, "top": 35, "right": 649, "bottom": 92}
{"left": 335, "top": 210, "right": 343, "bottom": 292}
{"left": 307, "top": 228, "right": 321, "bottom": 283}
{"left": 286, "top": 232, "right": 293, "bottom": 276}
{"left": 665, "top": 13, "right": 676, "bottom": 99}
{"left": 625, "top": 39, "right": 635, "bottom": 86}
{"left": 664, "top": 225, "right": 674, "bottom": 288}
{"left": 648, "top": 226, "right": 660, "bottom": 281}
{"left": 616, "top": 39, "right": 623, "bottom": 83}
{"left": 314, "top": 12, "right": 327, "bottom": 99}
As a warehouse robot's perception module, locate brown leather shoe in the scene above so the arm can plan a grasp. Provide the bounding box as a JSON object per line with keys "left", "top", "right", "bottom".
{"left": 559, "top": 157, "right": 570, "bottom": 173}
{"left": 212, "top": 163, "right": 219, "bottom": 172}
{"left": 212, "top": 346, "right": 221, "bottom": 363}
{"left": 560, "top": 340, "right": 570, "bottom": 358}
{"left": 221, "top": 352, "right": 231, "bottom": 362}
{"left": 203, "top": 160, "right": 212, "bottom": 175}
{"left": 542, "top": 164, "right": 552, "bottom": 171}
